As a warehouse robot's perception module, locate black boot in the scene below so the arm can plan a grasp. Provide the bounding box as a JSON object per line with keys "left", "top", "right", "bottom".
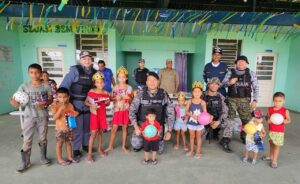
{"left": 82, "top": 146, "right": 89, "bottom": 153}
{"left": 39, "top": 143, "right": 51, "bottom": 165}
{"left": 213, "top": 128, "right": 220, "bottom": 140}
{"left": 73, "top": 150, "right": 82, "bottom": 158}
{"left": 219, "top": 138, "right": 233, "bottom": 153}
{"left": 16, "top": 150, "right": 31, "bottom": 173}
{"left": 240, "top": 131, "right": 246, "bottom": 144}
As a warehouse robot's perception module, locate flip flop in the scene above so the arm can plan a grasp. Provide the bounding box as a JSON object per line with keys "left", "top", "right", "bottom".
{"left": 261, "top": 156, "right": 272, "bottom": 161}
{"left": 67, "top": 159, "right": 80, "bottom": 164}
{"left": 271, "top": 162, "right": 278, "bottom": 168}
{"left": 186, "top": 151, "right": 194, "bottom": 157}
{"left": 57, "top": 161, "right": 70, "bottom": 166}
{"left": 173, "top": 145, "right": 179, "bottom": 150}
{"left": 86, "top": 157, "right": 94, "bottom": 164}
{"left": 152, "top": 159, "right": 158, "bottom": 165}
{"left": 194, "top": 154, "right": 201, "bottom": 159}
{"left": 143, "top": 159, "right": 149, "bottom": 165}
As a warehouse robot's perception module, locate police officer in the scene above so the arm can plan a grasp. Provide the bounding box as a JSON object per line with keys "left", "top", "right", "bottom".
{"left": 129, "top": 72, "right": 175, "bottom": 154}
{"left": 222, "top": 55, "right": 259, "bottom": 144}
{"left": 203, "top": 47, "right": 228, "bottom": 97}
{"left": 133, "top": 58, "right": 149, "bottom": 90}
{"left": 60, "top": 51, "right": 97, "bottom": 158}
{"left": 203, "top": 77, "right": 233, "bottom": 153}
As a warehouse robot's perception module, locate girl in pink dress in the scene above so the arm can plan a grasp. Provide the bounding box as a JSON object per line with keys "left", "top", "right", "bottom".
{"left": 84, "top": 72, "right": 110, "bottom": 163}
{"left": 105, "top": 66, "right": 133, "bottom": 153}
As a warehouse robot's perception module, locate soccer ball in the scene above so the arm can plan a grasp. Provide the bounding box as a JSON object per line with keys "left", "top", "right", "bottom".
{"left": 13, "top": 91, "right": 29, "bottom": 105}
{"left": 144, "top": 125, "right": 158, "bottom": 138}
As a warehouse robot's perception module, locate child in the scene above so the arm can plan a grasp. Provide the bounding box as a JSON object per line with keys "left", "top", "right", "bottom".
{"left": 141, "top": 108, "right": 161, "bottom": 165}
{"left": 10, "top": 63, "right": 53, "bottom": 173}
{"left": 105, "top": 66, "right": 133, "bottom": 153}
{"left": 243, "top": 110, "right": 266, "bottom": 165}
{"left": 51, "top": 87, "right": 79, "bottom": 166}
{"left": 174, "top": 92, "right": 188, "bottom": 151}
{"left": 41, "top": 71, "right": 57, "bottom": 98}
{"left": 185, "top": 81, "right": 207, "bottom": 159}
{"left": 262, "top": 92, "right": 291, "bottom": 168}
{"left": 84, "top": 72, "right": 110, "bottom": 163}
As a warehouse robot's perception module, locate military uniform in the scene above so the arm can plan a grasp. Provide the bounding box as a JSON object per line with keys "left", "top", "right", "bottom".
{"left": 129, "top": 87, "right": 175, "bottom": 154}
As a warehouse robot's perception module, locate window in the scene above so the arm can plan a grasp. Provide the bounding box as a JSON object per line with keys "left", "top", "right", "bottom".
{"left": 213, "top": 39, "right": 242, "bottom": 69}
{"left": 75, "top": 34, "right": 108, "bottom": 63}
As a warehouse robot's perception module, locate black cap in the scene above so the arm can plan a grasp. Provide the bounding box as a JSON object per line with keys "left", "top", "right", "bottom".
{"left": 235, "top": 55, "right": 249, "bottom": 64}
{"left": 79, "top": 51, "right": 93, "bottom": 58}
{"left": 212, "top": 47, "right": 222, "bottom": 55}
{"left": 147, "top": 71, "right": 159, "bottom": 80}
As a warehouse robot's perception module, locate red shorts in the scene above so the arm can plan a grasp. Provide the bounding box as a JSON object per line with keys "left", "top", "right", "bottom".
{"left": 112, "top": 110, "right": 130, "bottom": 125}
{"left": 90, "top": 114, "right": 107, "bottom": 131}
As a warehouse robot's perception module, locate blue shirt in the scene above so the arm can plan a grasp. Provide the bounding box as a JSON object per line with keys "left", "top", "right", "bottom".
{"left": 99, "top": 68, "right": 114, "bottom": 93}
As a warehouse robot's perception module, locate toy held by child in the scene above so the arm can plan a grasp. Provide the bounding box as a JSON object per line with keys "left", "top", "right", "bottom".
{"left": 174, "top": 92, "right": 188, "bottom": 151}
{"left": 243, "top": 110, "right": 266, "bottom": 165}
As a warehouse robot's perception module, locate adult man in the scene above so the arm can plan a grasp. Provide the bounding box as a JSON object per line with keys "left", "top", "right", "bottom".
{"left": 222, "top": 55, "right": 259, "bottom": 144}
{"left": 98, "top": 60, "right": 116, "bottom": 93}
{"left": 203, "top": 77, "right": 233, "bottom": 153}
{"left": 203, "top": 47, "right": 228, "bottom": 97}
{"left": 159, "top": 59, "right": 179, "bottom": 94}
{"left": 133, "top": 58, "right": 149, "bottom": 90}
{"left": 129, "top": 72, "right": 175, "bottom": 154}
{"left": 60, "top": 51, "right": 97, "bottom": 158}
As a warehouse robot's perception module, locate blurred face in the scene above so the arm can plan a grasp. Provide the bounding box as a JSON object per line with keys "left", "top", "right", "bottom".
{"left": 178, "top": 98, "right": 185, "bottom": 106}
{"left": 41, "top": 73, "right": 49, "bottom": 81}
{"left": 146, "top": 114, "right": 156, "bottom": 122}
{"left": 57, "top": 93, "right": 69, "bottom": 103}
{"left": 212, "top": 53, "right": 221, "bottom": 63}
{"left": 28, "top": 68, "right": 42, "bottom": 82}
{"left": 166, "top": 60, "right": 172, "bottom": 69}
{"left": 192, "top": 88, "right": 202, "bottom": 99}
{"left": 94, "top": 79, "right": 105, "bottom": 89}
{"left": 208, "top": 83, "right": 220, "bottom": 92}
{"left": 117, "top": 73, "right": 128, "bottom": 84}
{"left": 273, "top": 96, "right": 285, "bottom": 108}
{"left": 146, "top": 76, "right": 159, "bottom": 91}
{"left": 236, "top": 60, "right": 248, "bottom": 70}
{"left": 254, "top": 117, "right": 263, "bottom": 124}
{"left": 80, "top": 56, "right": 93, "bottom": 68}
{"left": 98, "top": 63, "right": 106, "bottom": 71}
{"left": 138, "top": 61, "right": 145, "bottom": 68}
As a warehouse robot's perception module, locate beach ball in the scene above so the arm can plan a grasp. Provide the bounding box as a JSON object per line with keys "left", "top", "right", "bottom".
{"left": 270, "top": 113, "right": 284, "bottom": 125}
{"left": 144, "top": 125, "right": 158, "bottom": 138}
{"left": 197, "top": 112, "right": 211, "bottom": 125}
{"left": 13, "top": 91, "right": 29, "bottom": 105}
{"left": 243, "top": 123, "right": 256, "bottom": 135}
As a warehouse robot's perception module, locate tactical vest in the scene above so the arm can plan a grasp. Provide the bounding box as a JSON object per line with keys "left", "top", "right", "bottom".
{"left": 228, "top": 68, "right": 252, "bottom": 98}
{"left": 70, "top": 65, "right": 97, "bottom": 101}
{"left": 203, "top": 94, "right": 223, "bottom": 121}
{"left": 138, "top": 88, "right": 166, "bottom": 125}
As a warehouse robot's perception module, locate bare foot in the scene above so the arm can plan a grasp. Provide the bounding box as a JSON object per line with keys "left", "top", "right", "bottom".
{"left": 104, "top": 147, "right": 113, "bottom": 153}
{"left": 174, "top": 144, "right": 179, "bottom": 150}
{"left": 122, "top": 146, "right": 130, "bottom": 153}
{"left": 86, "top": 155, "right": 94, "bottom": 163}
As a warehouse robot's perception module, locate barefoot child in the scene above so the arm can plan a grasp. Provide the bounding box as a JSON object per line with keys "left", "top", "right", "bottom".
{"left": 105, "top": 66, "right": 133, "bottom": 153}
{"left": 141, "top": 108, "right": 161, "bottom": 165}
{"left": 10, "top": 63, "right": 53, "bottom": 173}
{"left": 262, "top": 92, "right": 291, "bottom": 168}
{"left": 185, "top": 81, "right": 207, "bottom": 159}
{"left": 84, "top": 72, "right": 110, "bottom": 163}
{"left": 243, "top": 110, "right": 266, "bottom": 165}
{"left": 51, "top": 87, "right": 79, "bottom": 165}
{"left": 174, "top": 92, "right": 188, "bottom": 151}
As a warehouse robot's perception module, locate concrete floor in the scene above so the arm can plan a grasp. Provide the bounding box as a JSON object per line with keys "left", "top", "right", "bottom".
{"left": 0, "top": 110, "right": 299, "bottom": 184}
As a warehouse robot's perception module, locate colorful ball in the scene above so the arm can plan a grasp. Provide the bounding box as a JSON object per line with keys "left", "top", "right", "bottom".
{"left": 13, "top": 91, "right": 29, "bottom": 105}
{"left": 144, "top": 125, "right": 158, "bottom": 138}
{"left": 197, "top": 112, "right": 211, "bottom": 125}
{"left": 243, "top": 123, "right": 257, "bottom": 135}
{"left": 270, "top": 113, "right": 284, "bottom": 125}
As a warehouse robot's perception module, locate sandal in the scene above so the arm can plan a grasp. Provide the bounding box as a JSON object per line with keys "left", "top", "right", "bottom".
{"left": 271, "top": 162, "right": 278, "bottom": 168}
{"left": 186, "top": 151, "right": 194, "bottom": 157}
{"left": 183, "top": 147, "right": 189, "bottom": 151}
{"left": 67, "top": 158, "right": 80, "bottom": 164}
{"left": 98, "top": 152, "right": 107, "bottom": 158}
{"left": 152, "top": 159, "right": 158, "bottom": 165}
{"left": 143, "top": 159, "right": 149, "bottom": 165}
{"left": 86, "top": 157, "right": 94, "bottom": 164}
{"left": 173, "top": 145, "right": 179, "bottom": 150}
{"left": 194, "top": 154, "right": 201, "bottom": 159}
{"left": 261, "top": 156, "right": 272, "bottom": 161}
{"left": 57, "top": 161, "right": 70, "bottom": 166}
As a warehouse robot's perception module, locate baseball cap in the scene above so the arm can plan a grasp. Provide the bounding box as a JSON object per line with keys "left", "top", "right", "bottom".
{"left": 212, "top": 47, "right": 222, "bottom": 55}
{"left": 252, "top": 110, "right": 264, "bottom": 119}
{"left": 147, "top": 71, "right": 159, "bottom": 80}
{"left": 235, "top": 55, "right": 249, "bottom": 64}
{"left": 79, "top": 51, "right": 93, "bottom": 59}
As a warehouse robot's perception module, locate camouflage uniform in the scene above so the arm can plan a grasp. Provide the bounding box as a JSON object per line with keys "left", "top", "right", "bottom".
{"left": 129, "top": 88, "right": 175, "bottom": 154}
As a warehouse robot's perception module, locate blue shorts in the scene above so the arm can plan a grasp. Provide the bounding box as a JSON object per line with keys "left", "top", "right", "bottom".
{"left": 187, "top": 124, "right": 204, "bottom": 131}
{"left": 174, "top": 119, "right": 187, "bottom": 131}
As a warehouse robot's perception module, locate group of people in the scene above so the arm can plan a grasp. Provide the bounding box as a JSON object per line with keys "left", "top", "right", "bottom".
{"left": 10, "top": 48, "right": 291, "bottom": 173}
